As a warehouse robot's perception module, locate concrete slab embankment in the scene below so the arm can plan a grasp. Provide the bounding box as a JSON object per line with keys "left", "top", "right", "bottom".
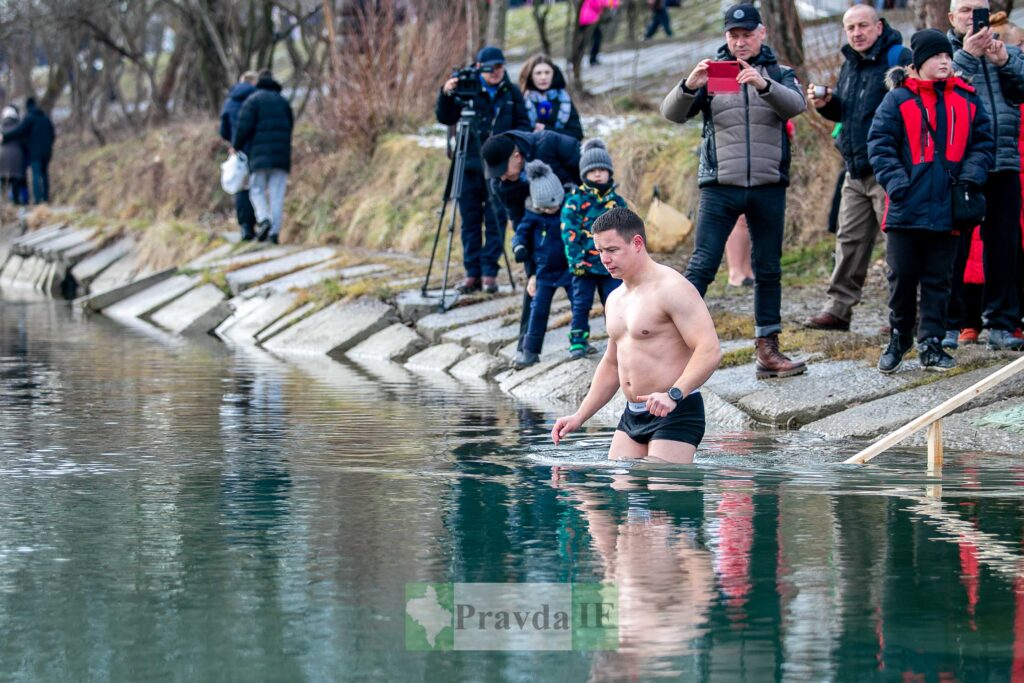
{"left": 263, "top": 298, "right": 396, "bottom": 358}
{"left": 150, "top": 284, "right": 232, "bottom": 335}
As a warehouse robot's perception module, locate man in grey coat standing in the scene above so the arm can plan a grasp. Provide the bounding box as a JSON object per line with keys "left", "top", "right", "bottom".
{"left": 946, "top": 0, "right": 1024, "bottom": 350}
{"left": 661, "top": 4, "right": 807, "bottom": 379}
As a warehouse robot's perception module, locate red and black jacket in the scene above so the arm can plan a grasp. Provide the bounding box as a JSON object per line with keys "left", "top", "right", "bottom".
{"left": 867, "top": 68, "right": 994, "bottom": 232}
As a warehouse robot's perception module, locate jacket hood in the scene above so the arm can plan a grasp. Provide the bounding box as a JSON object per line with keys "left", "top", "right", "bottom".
{"left": 715, "top": 43, "right": 779, "bottom": 66}
{"left": 256, "top": 76, "right": 283, "bottom": 92}
{"left": 229, "top": 82, "right": 256, "bottom": 101}
{"left": 842, "top": 19, "right": 904, "bottom": 63}
{"left": 885, "top": 66, "right": 975, "bottom": 93}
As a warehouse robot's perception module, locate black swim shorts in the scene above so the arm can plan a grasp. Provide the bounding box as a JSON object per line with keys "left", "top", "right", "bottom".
{"left": 616, "top": 392, "right": 706, "bottom": 447}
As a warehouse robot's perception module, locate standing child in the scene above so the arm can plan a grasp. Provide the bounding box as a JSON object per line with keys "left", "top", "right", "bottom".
{"left": 562, "top": 138, "right": 628, "bottom": 359}
{"left": 511, "top": 161, "right": 573, "bottom": 369}
{"left": 867, "top": 29, "right": 994, "bottom": 373}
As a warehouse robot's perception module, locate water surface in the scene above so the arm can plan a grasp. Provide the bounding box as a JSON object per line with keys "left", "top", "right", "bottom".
{"left": 1, "top": 300, "right": 1023, "bottom": 681}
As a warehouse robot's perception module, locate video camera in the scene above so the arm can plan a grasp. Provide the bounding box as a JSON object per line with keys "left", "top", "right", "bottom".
{"left": 451, "top": 63, "right": 495, "bottom": 101}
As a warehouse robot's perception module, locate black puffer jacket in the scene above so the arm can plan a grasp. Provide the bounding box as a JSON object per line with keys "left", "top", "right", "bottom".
{"left": 233, "top": 77, "right": 294, "bottom": 172}
{"left": 220, "top": 81, "right": 256, "bottom": 144}
{"left": 817, "top": 21, "right": 911, "bottom": 178}
{"left": 435, "top": 73, "right": 531, "bottom": 173}
{"left": 488, "top": 129, "right": 582, "bottom": 227}
{"left": 2, "top": 103, "right": 55, "bottom": 162}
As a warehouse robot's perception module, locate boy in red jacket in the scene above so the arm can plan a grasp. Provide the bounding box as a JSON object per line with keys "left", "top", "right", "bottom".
{"left": 867, "top": 29, "right": 995, "bottom": 372}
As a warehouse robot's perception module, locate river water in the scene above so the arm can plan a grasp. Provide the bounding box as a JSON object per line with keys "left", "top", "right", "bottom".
{"left": 1, "top": 299, "right": 1023, "bottom": 681}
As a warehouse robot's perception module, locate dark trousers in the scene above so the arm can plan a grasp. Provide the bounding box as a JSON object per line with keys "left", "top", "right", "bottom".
{"left": 235, "top": 190, "right": 255, "bottom": 232}
{"left": 571, "top": 273, "right": 619, "bottom": 333}
{"left": 29, "top": 158, "right": 49, "bottom": 204}
{"left": 885, "top": 229, "right": 958, "bottom": 342}
{"left": 977, "top": 171, "right": 1021, "bottom": 331}
{"left": 458, "top": 168, "right": 505, "bottom": 279}
{"left": 644, "top": 8, "right": 672, "bottom": 38}
{"left": 524, "top": 272, "right": 573, "bottom": 354}
{"left": 589, "top": 25, "right": 603, "bottom": 64}
{"left": 685, "top": 183, "right": 787, "bottom": 337}
{"left": 947, "top": 226, "right": 977, "bottom": 331}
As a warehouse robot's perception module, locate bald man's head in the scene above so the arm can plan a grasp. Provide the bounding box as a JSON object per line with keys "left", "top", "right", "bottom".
{"left": 843, "top": 4, "right": 884, "bottom": 53}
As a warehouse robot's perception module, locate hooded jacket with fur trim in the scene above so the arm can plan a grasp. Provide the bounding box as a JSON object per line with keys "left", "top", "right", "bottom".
{"left": 867, "top": 67, "right": 994, "bottom": 232}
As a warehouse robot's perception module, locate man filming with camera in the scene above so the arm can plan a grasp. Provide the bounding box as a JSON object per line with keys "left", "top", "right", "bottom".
{"left": 436, "top": 46, "right": 531, "bottom": 295}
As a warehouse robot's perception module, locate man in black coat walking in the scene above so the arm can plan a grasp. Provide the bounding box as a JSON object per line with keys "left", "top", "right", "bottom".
{"left": 233, "top": 70, "right": 293, "bottom": 243}
{"left": 436, "top": 46, "right": 531, "bottom": 294}
{"left": 1, "top": 98, "right": 55, "bottom": 204}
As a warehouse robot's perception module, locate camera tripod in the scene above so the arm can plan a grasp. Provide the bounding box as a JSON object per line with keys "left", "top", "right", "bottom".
{"left": 422, "top": 102, "right": 515, "bottom": 312}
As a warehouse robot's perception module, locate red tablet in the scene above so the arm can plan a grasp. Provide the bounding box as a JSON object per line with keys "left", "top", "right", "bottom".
{"left": 707, "top": 61, "right": 741, "bottom": 94}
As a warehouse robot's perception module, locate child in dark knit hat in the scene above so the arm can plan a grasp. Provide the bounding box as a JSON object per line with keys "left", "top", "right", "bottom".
{"left": 867, "top": 28, "right": 994, "bottom": 373}
{"left": 561, "top": 138, "right": 628, "bottom": 359}
{"left": 511, "top": 160, "right": 572, "bottom": 368}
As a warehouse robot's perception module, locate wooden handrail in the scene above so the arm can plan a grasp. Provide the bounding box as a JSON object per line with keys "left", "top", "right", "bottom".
{"left": 845, "top": 354, "right": 1024, "bottom": 465}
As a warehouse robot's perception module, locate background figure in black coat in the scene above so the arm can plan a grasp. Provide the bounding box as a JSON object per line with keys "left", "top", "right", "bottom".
{"left": 2, "top": 98, "right": 55, "bottom": 204}
{"left": 436, "top": 46, "right": 531, "bottom": 293}
{"left": 233, "top": 71, "right": 294, "bottom": 243}
{"left": 219, "top": 71, "right": 258, "bottom": 241}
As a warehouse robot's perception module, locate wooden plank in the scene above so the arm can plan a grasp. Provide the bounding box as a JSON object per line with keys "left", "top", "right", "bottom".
{"left": 845, "top": 354, "right": 1024, "bottom": 464}
{"left": 927, "top": 420, "right": 943, "bottom": 474}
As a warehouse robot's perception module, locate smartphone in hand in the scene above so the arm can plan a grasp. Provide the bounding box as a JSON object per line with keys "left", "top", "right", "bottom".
{"left": 973, "top": 7, "right": 990, "bottom": 34}
{"left": 707, "top": 61, "right": 741, "bottom": 94}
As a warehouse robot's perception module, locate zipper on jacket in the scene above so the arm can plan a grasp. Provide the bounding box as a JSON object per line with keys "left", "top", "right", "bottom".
{"left": 744, "top": 84, "right": 752, "bottom": 186}
{"left": 949, "top": 103, "right": 955, "bottom": 148}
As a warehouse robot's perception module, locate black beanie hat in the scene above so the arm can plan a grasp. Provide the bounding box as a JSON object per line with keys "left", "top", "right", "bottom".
{"left": 911, "top": 29, "right": 953, "bottom": 72}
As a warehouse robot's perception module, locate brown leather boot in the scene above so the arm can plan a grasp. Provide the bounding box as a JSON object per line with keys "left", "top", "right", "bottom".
{"left": 755, "top": 333, "right": 807, "bottom": 379}
{"left": 804, "top": 311, "right": 850, "bottom": 331}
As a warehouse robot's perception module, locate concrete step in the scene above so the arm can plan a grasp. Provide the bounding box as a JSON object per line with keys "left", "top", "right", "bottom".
{"left": 224, "top": 247, "right": 337, "bottom": 295}
{"left": 262, "top": 298, "right": 396, "bottom": 358}
{"left": 347, "top": 323, "right": 427, "bottom": 362}
{"left": 103, "top": 274, "right": 200, "bottom": 319}
{"left": 150, "top": 283, "right": 232, "bottom": 335}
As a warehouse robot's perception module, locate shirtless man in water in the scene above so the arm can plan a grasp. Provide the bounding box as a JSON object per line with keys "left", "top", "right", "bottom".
{"left": 551, "top": 207, "right": 722, "bottom": 464}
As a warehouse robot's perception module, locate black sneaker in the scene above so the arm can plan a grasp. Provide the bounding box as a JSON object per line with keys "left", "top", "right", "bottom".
{"left": 256, "top": 219, "right": 272, "bottom": 242}
{"left": 513, "top": 350, "right": 539, "bottom": 370}
{"left": 918, "top": 337, "right": 957, "bottom": 371}
{"left": 240, "top": 224, "right": 255, "bottom": 242}
{"left": 878, "top": 330, "right": 912, "bottom": 374}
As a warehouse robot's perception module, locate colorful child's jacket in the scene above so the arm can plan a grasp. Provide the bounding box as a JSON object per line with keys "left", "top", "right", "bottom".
{"left": 561, "top": 182, "right": 627, "bottom": 276}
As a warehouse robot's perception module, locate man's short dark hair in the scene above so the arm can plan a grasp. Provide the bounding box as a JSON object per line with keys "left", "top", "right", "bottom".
{"left": 593, "top": 207, "right": 646, "bottom": 244}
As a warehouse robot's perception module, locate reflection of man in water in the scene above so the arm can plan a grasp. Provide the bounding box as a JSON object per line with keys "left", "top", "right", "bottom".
{"left": 552, "top": 473, "right": 714, "bottom": 673}
{"left": 551, "top": 208, "right": 722, "bottom": 464}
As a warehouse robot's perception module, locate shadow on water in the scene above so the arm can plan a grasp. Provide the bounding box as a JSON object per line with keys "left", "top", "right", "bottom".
{"left": 1, "top": 299, "right": 1024, "bottom": 681}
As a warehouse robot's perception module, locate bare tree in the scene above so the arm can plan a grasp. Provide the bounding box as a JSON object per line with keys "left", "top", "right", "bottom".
{"left": 913, "top": 0, "right": 950, "bottom": 29}
{"left": 531, "top": 0, "right": 554, "bottom": 56}
{"left": 485, "top": 0, "right": 508, "bottom": 48}
{"left": 761, "top": 0, "right": 805, "bottom": 70}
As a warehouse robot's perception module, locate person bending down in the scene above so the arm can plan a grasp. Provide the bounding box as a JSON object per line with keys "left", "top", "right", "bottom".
{"left": 551, "top": 207, "right": 722, "bottom": 464}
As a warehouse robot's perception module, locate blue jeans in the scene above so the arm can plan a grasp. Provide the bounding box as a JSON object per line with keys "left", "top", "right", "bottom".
{"left": 685, "top": 184, "right": 787, "bottom": 337}
{"left": 524, "top": 272, "right": 573, "bottom": 354}
{"left": 249, "top": 168, "right": 288, "bottom": 236}
{"left": 571, "top": 273, "right": 620, "bottom": 333}
{"left": 30, "top": 159, "right": 49, "bottom": 204}
{"left": 458, "top": 168, "right": 505, "bottom": 279}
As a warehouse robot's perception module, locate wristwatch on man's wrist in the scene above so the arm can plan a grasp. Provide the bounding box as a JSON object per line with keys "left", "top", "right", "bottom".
{"left": 668, "top": 387, "right": 684, "bottom": 402}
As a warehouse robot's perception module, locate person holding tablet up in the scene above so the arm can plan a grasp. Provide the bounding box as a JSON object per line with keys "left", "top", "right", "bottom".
{"left": 660, "top": 4, "right": 808, "bottom": 379}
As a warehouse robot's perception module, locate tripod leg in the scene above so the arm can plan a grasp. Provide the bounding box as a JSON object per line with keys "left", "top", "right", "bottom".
{"left": 422, "top": 150, "right": 459, "bottom": 295}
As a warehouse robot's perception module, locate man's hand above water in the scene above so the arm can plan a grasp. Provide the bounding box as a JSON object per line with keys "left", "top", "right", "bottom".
{"left": 551, "top": 413, "right": 583, "bottom": 445}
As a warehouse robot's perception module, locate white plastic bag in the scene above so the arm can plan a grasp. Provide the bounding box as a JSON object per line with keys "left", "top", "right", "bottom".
{"left": 220, "top": 151, "right": 248, "bottom": 194}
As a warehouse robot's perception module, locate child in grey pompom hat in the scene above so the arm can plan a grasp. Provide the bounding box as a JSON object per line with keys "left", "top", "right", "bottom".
{"left": 526, "top": 159, "right": 565, "bottom": 210}
{"left": 579, "top": 138, "right": 614, "bottom": 178}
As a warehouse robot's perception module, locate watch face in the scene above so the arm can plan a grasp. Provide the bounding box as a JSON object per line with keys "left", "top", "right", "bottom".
{"left": 668, "top": 388, "right": 683, "bottom": 401}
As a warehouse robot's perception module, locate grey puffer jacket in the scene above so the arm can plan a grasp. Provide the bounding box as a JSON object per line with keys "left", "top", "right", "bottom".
{"left": 949, "top": 30, "right": 1024, "bottom": 173}
{"left": 660, "top": 44, "right": 806, "bottom": 188}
